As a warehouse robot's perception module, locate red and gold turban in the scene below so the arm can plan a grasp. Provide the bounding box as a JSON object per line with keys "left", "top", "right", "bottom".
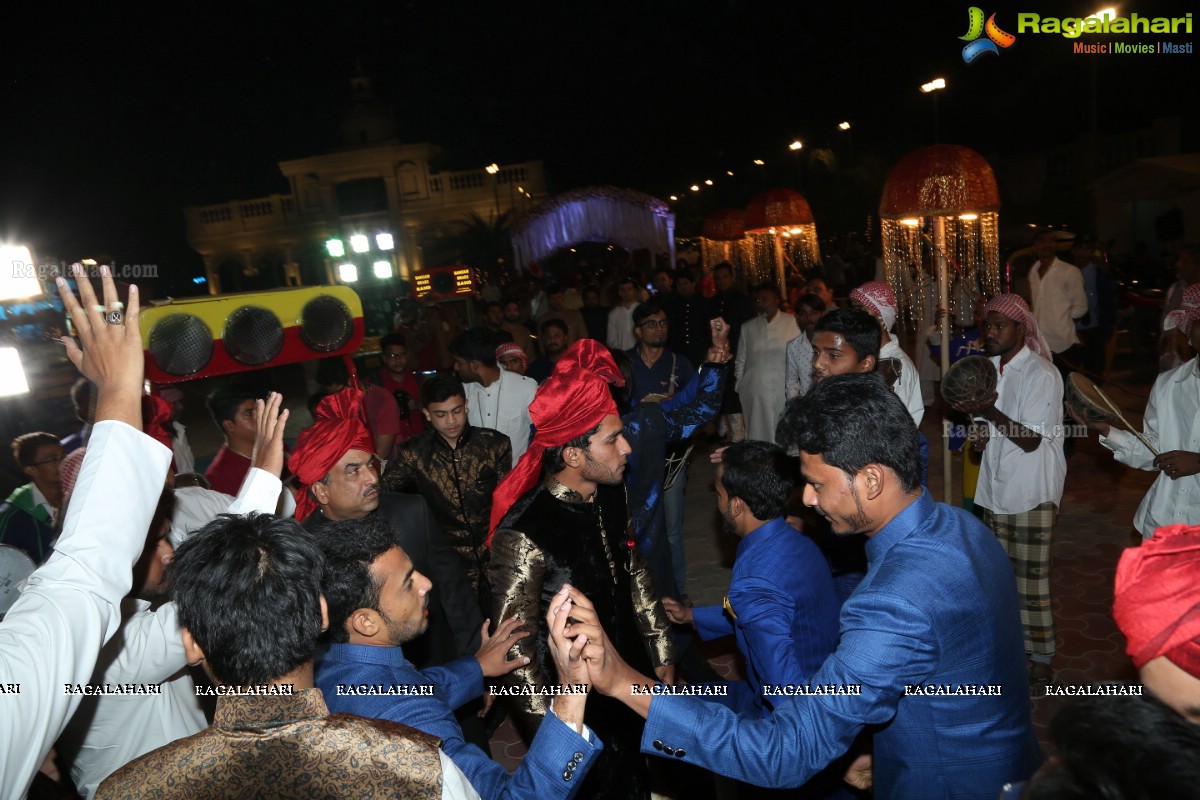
{"left": 488, "top": 339, "right": 624, "bottom": 541}
{"left": 1113, "top": 523, "right": 1200, "bottom": 677}
{"left": 288, "top": 388, "right": 374, "bottom": 521}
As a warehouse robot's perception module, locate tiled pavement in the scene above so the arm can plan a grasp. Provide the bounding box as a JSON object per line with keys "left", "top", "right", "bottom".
{"left": 488, "top": 361, "right": 1160, "bottom": 772}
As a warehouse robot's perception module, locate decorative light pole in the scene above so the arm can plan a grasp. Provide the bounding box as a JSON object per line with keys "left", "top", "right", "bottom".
{"left": 743, "top": 189, "right": 821, "bottom": 298}
{"left": 879, "top": 144, "right": 1001, "bottom": 503}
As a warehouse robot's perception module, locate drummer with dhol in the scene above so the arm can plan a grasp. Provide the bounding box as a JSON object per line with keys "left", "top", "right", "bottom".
{"left": 1070, "top": 283, "right": 1200, "bottom": 539}
{"left": 948, "top": 294, "right": 1066, "bottom": 687}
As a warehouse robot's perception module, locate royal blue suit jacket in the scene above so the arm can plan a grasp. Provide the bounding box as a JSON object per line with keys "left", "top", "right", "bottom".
{"left": 692, "top": 517, "right": 840, "bottom": 716}
{"left": 317, "top": 643, "right": 599, "bottom": 800}
{"left": 641, "top": 491, "right": 1040, "bottom": 799}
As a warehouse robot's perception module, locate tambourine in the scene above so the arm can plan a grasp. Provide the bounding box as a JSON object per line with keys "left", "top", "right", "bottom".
{"left": 1066, "top": 372, "right": 1159, "bottom": 456}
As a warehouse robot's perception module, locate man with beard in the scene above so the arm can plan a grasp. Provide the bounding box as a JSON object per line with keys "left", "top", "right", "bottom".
{"left": 316, "top": 515, "right": 602, "bottom": 800}
{"left": 538, "top": 284, "right": 588, "bottom": 349}
{"left": 378, "top": 332, "right": 426, "bottom": 445}
{"left": 948, "top": 294, "right": 1065, "bottom": 687}
{"left": 452, "top": 328, "right": 538, "bottom": 465}
{"left": 291, "top": 389, "right": 482, "bottom": 672}
{"left": 527, "top": 318, "right": 569, "bottom": 384}
{"left": 572, "top": 373, "right": 1040, "bottom": 800}
{"left": 501, "top": 299, "right": 537, "bottom": 360}
{"left": 489, "top": 340, "right": 676, "bottom": 800}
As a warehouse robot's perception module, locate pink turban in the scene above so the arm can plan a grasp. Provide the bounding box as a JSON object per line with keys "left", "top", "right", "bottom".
{"left": 850, "top": 281, "right": 898, "bottom": 332}
{"left": 1163, "top": 283, "right": 1200, "bottom": 337}
{"left": 1113, "top": 523, "right": 1200, "bottom": 677}
{"left": 983, "top": 294, "right": 1051, "bottom": 361}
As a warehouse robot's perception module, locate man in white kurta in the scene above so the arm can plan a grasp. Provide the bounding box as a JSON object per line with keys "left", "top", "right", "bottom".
{"left": 735, "top": 285, "right": 799, "bottom": 443}
{"left": 59, "top": 433, "right": 286, "bottom": 798}
{"left": 1028, "top": 230, "right": 1088, "bottom": 359}
{"left": 1075, "top": 284, "right": 1200, "bottom": 538}
{"left": 0, "top": 269, "right": 171, "bottom": 799}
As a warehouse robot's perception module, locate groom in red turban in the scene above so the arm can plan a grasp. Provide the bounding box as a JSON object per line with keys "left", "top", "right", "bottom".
{"left": 488, "top": 339, "right": 676, "bottom": 800}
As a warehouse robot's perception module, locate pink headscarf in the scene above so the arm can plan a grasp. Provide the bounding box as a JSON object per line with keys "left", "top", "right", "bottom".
{"left": 983, "top": 294, "right": 1051, "bottom": 361}
{"left": 495, "top": 342, "right": 528, "bottom": 371}
{"left": 850, "top": 281, "right": 898, "bottom": 332}
{"left": 1163, "top": 283, "right": 1200, "bottom": 337}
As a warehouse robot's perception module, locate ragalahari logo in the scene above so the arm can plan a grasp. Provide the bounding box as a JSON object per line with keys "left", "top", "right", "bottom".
{"left": 960, "top": 8, "right": 1017, "bottom": 62}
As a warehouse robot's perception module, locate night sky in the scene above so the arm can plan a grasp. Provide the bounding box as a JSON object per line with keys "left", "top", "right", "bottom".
{"left": 2, "top": 1, "right": 1195, "bottom": 294}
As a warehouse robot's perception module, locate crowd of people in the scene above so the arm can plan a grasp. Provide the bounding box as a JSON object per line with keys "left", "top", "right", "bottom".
{"left": 1, "top": 235, "right": 1198, "bottom": 799}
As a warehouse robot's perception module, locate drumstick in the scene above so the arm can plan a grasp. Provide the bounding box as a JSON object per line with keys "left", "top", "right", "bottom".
{"left": 1094, "top": 385, "right": 1160, "bottom": 457}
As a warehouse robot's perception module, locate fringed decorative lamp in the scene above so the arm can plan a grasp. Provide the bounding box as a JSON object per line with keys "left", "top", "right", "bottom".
{"left": 743, "top": 189, "right": 821, "bottom": 296}
{"left": 700, "top": 209, "right": 751, "bottom": 282}
{"left": 879, "top": 144, "right": 1001, "bottom": 504}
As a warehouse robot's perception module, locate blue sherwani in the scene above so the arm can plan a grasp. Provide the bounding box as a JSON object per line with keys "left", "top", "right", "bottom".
{"left": 692, "top": 517, "right": 840, "bottom": 717}
{"left": 640, "top": 491, "right": 1041, "bottom": 799}
{"left": 318, "top": 643, "right": 600, "bottom": 800}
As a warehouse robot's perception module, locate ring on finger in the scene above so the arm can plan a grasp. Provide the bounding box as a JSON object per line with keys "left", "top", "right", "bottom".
{"left": 105, "top": 310, "right": 125, "bottom": 325}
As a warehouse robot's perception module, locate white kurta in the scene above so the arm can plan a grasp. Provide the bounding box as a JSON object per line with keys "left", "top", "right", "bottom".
{"left": 60, "top": 469, "right": 284, "bottom": 798}
{"left": 0, "top": 422, "right": 172, "bottom": 799}
{"left": 1101, "top": 358, "right": 1200, "bottom": 538}
{"left": 736, "top": 312, "right": 800, "bottom": 443}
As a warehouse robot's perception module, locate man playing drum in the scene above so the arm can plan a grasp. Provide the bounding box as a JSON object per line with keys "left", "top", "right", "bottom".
{"left": 1070, "top": 283, "right": 1200, "bottom": 539}
{"left": 948, "top": 294, "right": 1066, "bottom": 687}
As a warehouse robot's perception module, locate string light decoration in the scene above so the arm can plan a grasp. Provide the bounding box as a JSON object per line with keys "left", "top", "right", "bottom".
{"left": 879, "top": 145, "right": 1001, "bottom": 332}
{"left": 699, "top": 209, "right": 753, "bottom": 281}
{"left": 878, "top": 144, "right": 1001, "bottom": 504}
{"left": 743, "top": 189, "right": 821, "bottom": 296}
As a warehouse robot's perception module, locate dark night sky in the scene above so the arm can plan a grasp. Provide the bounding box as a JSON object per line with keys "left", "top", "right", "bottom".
{"left": 2, "top": 1, "right": 1195, "bottom": 292}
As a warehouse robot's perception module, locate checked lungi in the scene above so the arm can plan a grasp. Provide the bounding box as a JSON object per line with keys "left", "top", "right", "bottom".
{"left": 979, "top": 502, "right": 1057, "bottom": 657}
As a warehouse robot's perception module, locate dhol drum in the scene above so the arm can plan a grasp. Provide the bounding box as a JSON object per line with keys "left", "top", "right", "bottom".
{"left": 0, "top": 544, "right": 36, "bottom": 616}
{"left": 941, "top": 355, "right": 998, "bottom": 407}
{"left": 1066, "top": 372, "right": 1160, "bottom": 456}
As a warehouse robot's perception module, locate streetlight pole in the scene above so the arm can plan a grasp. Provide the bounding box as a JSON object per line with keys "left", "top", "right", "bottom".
{"left": 485, "top": 163, "right": 500, "bottom": 221}
{"left": 920, "top": 78, "right": 947, "bottom": 143}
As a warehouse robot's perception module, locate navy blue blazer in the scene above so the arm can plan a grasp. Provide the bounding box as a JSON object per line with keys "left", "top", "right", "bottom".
{"left": 641, "top": 491, "right": 1041, "bottom": 799}
{"left": 318, "top": 643, "right": 600, "bottom": 800}
{"left": 692, "top": 516, "right": 840, "bottom": 716}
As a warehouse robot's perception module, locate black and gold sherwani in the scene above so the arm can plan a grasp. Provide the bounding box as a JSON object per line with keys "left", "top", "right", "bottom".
{"left": 96, "top": 688, "right": 448, "bottom": 799}
{"left": 490, "top": 479, "right": 675, "bottom": 800}
{"left": 381, "top": 425, "right": 511, "bottom": 614}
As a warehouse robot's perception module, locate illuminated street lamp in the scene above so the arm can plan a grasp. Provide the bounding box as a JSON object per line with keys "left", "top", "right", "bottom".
{"left": 838, "top": 121, "right": 851, "bottom": 131}
{"left": 350, "top": 234, "right": 369, "bottom": 253}
{"left": 920, "top": 78, "right": 947, "bottom": 143}
{"left": 788, "top": 140, "right": 803, "bottom": 151}
{"left": 338, "top": 263, "right": 359, "bottom": 283}
{"left": 375, "top": 233, "right": 394, "bottom": 251}
{"left": 325, "top": 238, "right": 345, "bottom": 258}
{"left": 373, "top": 260, "right": 392, "bottom": 279}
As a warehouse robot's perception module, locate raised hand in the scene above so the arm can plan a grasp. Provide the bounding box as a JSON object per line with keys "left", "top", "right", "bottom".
{"left": 474, "top": 617, "right": 530, "bottom": 678}
{"left": 56, "top": 264, "right": 143, "bottom": 429}
{"left": 251, "top": 392, "right": 290, "bottom": 478}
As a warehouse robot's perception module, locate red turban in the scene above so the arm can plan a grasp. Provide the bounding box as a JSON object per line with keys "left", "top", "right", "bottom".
{"left": 983, "top": 294, "right": 1051, "bottom": 362}
{"left": 1113, "top": 523, "right": 1200, "bottom": 677}
{"left": 487, "top": 339, "right": 624, "bottom": 542}
{"left": 288, "top": 388, "right": 375, "bottom": 521}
